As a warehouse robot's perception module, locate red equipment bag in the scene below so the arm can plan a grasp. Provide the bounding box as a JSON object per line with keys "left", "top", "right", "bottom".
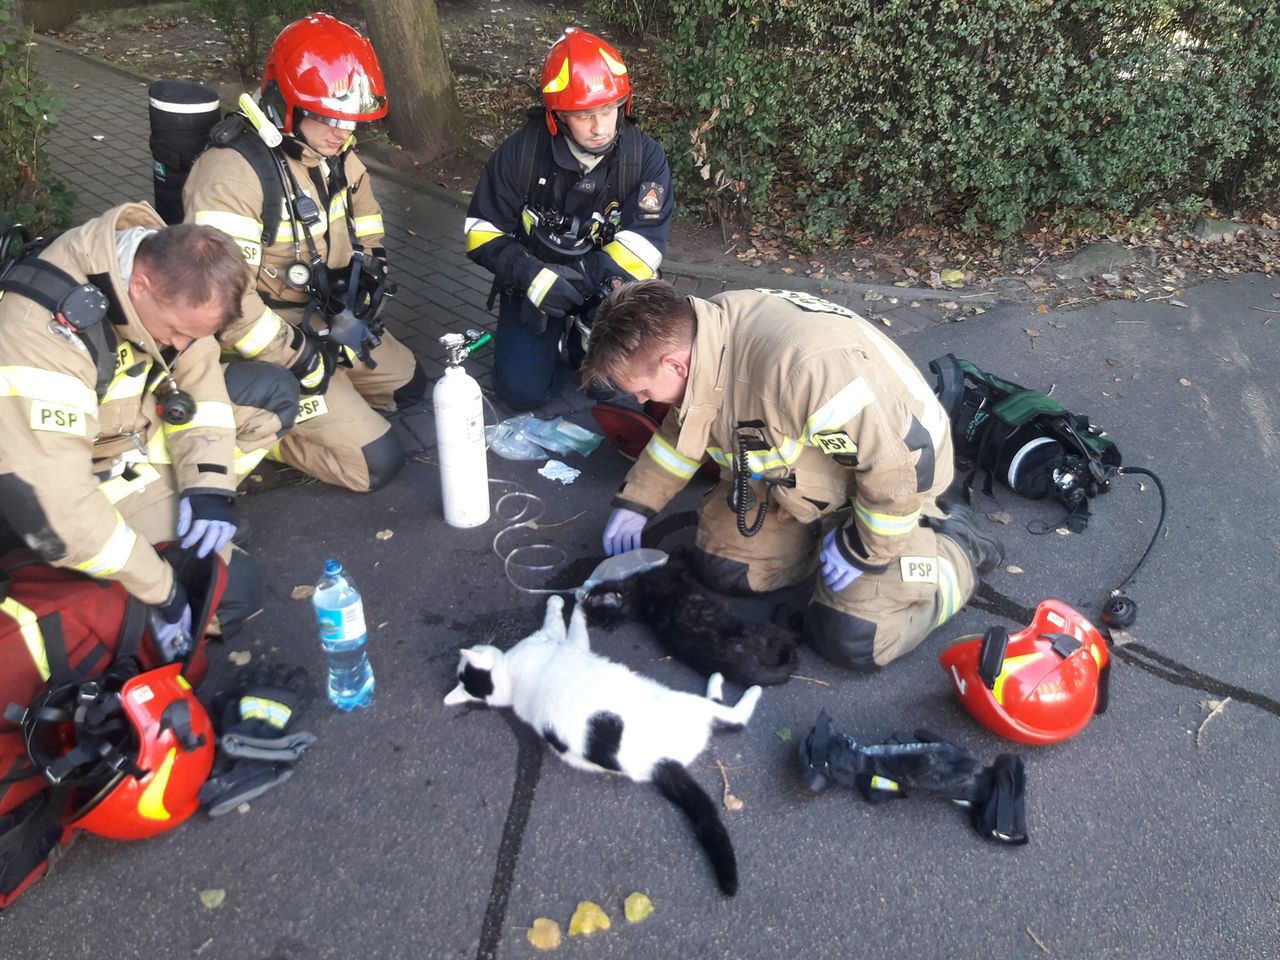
{"left": 0, "top": 545, "right": 225, "bottom": 908}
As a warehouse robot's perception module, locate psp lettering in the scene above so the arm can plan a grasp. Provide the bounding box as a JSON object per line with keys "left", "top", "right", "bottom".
{"left": 42, "top": 407, "right": 79, "bottom": 429}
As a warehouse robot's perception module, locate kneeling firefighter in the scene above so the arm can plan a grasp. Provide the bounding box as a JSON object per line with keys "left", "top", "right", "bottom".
{"left": 584, "top": 282, "right": 1006, "bottom": 672}
{"left": 182, "top": 13, "right": 426, "bottom": 492}
{"left": 464, "top": 27, "right": 674, "bottom": 410}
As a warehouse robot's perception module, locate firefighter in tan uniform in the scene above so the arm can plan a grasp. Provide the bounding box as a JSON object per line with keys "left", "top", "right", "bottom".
{"left": 582, "top": 281, "right": 1004, "bottom": 671}
{"left": 184, "top": 14, "right": 425, "bottom": 492}
{"left": 0, "top": 203, "right": 299, "bottom": 646}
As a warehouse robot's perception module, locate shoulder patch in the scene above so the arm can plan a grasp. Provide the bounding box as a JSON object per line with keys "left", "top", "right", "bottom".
{"left": 30, "top": 401, "right": 88, "bottom": 436}
{"left": 637, "top": 181, "right": 664, "bottom": 213}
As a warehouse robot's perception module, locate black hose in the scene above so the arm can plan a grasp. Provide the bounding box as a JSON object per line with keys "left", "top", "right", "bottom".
{"left": 1110, "top": 466, "right": 1167, "bottom": 593}
{"left": 736, "top": 431, "right": 767, "bottom": 538}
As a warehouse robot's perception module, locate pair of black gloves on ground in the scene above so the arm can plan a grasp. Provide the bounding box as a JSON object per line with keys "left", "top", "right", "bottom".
{"left": 199, "top": 664, "right": 317, "bottom": 817}
{"left": 799, "top": 710, "right": 1028, "bottom": 845}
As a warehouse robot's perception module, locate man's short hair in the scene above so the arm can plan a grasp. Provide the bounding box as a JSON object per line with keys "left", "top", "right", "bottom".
{"left": 581, "top": 279, "right": 695, "bottom": 389}
{"left": 134, "top": 224, "right": 248, "bottom": 328}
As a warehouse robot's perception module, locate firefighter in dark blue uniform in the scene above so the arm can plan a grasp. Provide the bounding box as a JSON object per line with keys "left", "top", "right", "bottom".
{"left": 464, "top": 28, "right": 674, "bottom": 410}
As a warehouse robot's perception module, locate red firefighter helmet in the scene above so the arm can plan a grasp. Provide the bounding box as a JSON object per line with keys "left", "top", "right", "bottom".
{"left": 19, "top": 663, "right": 214, "bottom": 841}
{"left": 540, "top": 28, "right": 632, "bottom": 136}
{"left": 938, "top": 599, "right": 1111, "bottom": 745}
{"left": 261, "top": 13, "right": 388, "bottom": 135}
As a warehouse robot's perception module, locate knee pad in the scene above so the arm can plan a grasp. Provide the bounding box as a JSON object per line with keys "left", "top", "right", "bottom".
{"left": 224, "top": 361, "right": 302, "bottom": 436}
{"left": 218, "top": 549, "right": 263, "bottom": 635}
{"left": 690, "top": 549, "right": 754, "bottom": 596}
{"left": 393, "top": 361, "right": 428, "bottom": 410}
{"left": 362, "top": 430, "right": 406, "bottom": 491}
{"left": 803, "top": 602, "right": 880, "bottom": 672}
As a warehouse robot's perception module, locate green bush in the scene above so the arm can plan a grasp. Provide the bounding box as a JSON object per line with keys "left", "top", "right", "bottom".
{"left": 193, "top": 0, "right": 322, "bottom": 80}
{"left": 623, "top": 0, "right": 1280, "bottom": 241}
{"left": 0, "top": 0, "right": 73, "bottom": 234}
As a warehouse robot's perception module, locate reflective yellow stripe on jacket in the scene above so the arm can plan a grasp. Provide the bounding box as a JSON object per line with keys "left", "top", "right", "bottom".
{"left": 643, "top": 432, "right": 700, "bottom": 480}
{"left": 0, "top": 366, "right": 97, "bottom": 411}
{"left": 853, "top": 497, "right": 921, "bottom": 537}
{"left": 71, "top": 513, "right": 137, "bottom": 578}
{"left": 602, "top": 230, "right": 663, "bottom": 280}
{"left": 464, "top": 217, "right": 505, "bottom": 252}
{"left": 233, "top": 308, "right": 286, "bottom": 359}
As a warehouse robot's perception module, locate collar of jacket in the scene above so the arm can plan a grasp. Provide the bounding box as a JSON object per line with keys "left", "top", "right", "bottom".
{"left": 672, "top": 295, "right": 730, "bottom": 461}
{"left": 54, "top": 202, "right": 168, "bottom": 359}
{"left": 282, "top": 134, "right": 352, "bottom": 169}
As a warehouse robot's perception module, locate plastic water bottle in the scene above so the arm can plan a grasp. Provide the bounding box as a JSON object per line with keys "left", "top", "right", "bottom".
{"left": 312, "top": 559, "right": 374, "bottom": 711}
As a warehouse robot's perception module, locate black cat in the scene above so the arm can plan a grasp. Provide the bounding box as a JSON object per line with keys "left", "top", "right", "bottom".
{"left": 580, "top": 548, "right": 801, "bottom": 686}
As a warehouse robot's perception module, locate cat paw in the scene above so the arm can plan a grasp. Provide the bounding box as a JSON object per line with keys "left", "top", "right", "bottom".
{"left": 738, "top": 685, "right": 763, "bottom": 717}
{"left": 706, "top": 672, "right": 726, "bottom": 703}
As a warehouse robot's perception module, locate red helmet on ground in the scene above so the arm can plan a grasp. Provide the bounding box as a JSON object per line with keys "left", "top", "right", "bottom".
{"left": 18, "top": 662, "right": 215, "bottom": 841}
{"left": 540, "top": 27, "right": 632, "bottom": 136}
{"left": 261, "top": 13, "right": 388, "bottom": 135}
{"left": 939, "top": 599, "right": 1111, "bottom": 745}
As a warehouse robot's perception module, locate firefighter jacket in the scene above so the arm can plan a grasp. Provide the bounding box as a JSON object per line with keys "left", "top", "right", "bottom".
{"left": 613, "top": 289, "right": 955, "bottom": 574}
{"left": 0, "top": 203, "right": 237, "bottom": 605}
{"left": 183, "top": 134, "right": 385, "bottom": 368}
{"left": 464, "top": 111, "right": 673, "bottom": 297}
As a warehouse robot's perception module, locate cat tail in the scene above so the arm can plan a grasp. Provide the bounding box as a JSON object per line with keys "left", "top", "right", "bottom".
{"left": 651, "top": 759, "right": 738, "bottom": 896}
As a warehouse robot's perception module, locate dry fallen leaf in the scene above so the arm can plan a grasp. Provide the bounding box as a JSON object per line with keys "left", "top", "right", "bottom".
{"left": 624, "top": 892, "right": 654, "bottom": 924}
{"left": 940, "top": 268, "right": 966, "bottom": 287}
{"left": 1179, "top": 378, "right": 1193, "bottom": 387}
{"left": 1036, "top": 304, "right": 1049, "bottom": 313}
{"left": 375, "top": 529, "right": 394, "bottom": 541}
{"left": 1055, "top": 527, "right": 1071, "bottom": 536}
{"left": 568, "top": 901, "right": 610, "bottom": 937}
{"left": 228, "top": 650, "right": 252, "bottom": 667}
{"left": 1169, "top": 299, "right": 1189, "bottom": 308}
{"left": 291, "top": 585, "right": 314, "bottom": 600}
{"left": 987, "top": 511, "right": 1013, "bottom": 525}
{"left": 527, "top": 918, "right": 562, "bottom": 951}
{"left": 1006, "top": 564, "right": 1025, "bottom": 574}
{"left": 1024, "top": 328, "right": 1041, "bottom": 338}
{"left": 199, "top": 889, "right": 226, "bottom": 909}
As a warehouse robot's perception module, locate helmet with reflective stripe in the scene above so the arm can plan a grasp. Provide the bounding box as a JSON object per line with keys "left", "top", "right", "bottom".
{"left": 540, "top": 28, "right": 632, "bottom": 136}
{"left": 938, "top": 599, "right": 1111, "bottom": 745}
{"left": 261, "top": 13, "right": 388, "bottom": 135}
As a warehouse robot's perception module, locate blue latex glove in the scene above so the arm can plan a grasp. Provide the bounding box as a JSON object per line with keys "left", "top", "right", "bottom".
{"left": 602, "top": 507, "right": 647, "bottom": 556}
{"left": 177, "top": 497, "right": 237, "bottom": 558}
{"left": 151, "top": 604, "right": 193, "bottom": 663}
{"left": 821, "top": 528, "right": 864, "bottom": 592}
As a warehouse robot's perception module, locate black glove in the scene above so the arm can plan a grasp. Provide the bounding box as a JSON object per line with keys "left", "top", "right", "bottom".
{"left": 524, "top": 263, "right": 585, "bottom": 322}
{"left": 289, "top": 326, "right": 341, "bottom": 395}
{"left": 199, "top": 663, "right": 317, "bottom": 817}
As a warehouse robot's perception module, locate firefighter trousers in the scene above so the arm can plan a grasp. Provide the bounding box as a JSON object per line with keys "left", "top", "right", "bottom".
{"left": 273, "top": 328, "right": 426, "bottom": 492}
{"left": 691, "top": 482, "right": 977, "bottom": 671}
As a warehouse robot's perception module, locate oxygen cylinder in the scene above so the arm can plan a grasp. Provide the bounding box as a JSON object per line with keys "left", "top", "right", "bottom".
{"left": 434, "top": 333, "right": 490, "bottom": 528}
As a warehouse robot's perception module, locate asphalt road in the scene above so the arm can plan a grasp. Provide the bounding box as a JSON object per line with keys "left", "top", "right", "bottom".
{"left": 2, "top": 274, "right": 1277, "bottom": 960}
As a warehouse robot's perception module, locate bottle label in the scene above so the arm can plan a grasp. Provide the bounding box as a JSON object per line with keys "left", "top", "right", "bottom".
{"left": 317, "top": 603, "right": 366, "bottom": 642}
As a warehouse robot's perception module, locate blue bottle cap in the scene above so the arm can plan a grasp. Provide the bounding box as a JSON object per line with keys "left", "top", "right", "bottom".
{"left": 324, "top": 558, "right": 342, "bottom": 576}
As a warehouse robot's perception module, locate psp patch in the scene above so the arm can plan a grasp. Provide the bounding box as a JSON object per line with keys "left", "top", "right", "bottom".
{"left": 30, "top": 401, "right": 87, "bottom": 435}
{"left": 899, "top": 556, "right": 938, "bottom": 583}
{"left": 637, "top": 182, "right": 665, "bottom": 213}
{"left": 814, "top": 431, "right": 857, "bottom": 457}
{"left": 296, "top": 395, "right": 329, "bottom": 423}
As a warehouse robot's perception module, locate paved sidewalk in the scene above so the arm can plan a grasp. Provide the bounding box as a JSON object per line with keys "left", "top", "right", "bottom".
{"left": 34, "top": 36, "right": 961, "bottom": 421}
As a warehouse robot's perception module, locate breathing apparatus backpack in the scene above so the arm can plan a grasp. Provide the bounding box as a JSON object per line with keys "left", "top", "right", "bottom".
{"left": 0, "top": 546, "right": 225, "bottom": 908}
{"left": 930, "top": 354, "right": 1121, "bottom": 532}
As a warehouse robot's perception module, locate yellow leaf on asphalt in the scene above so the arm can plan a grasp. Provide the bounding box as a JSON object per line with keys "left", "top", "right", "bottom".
{"left": 624, "top": 892, "right": 654, "bottom": 923}
{"left": 291, "top": 585, "right": 314, "bottom": 600}
{"left": 199, "top": 889, "right": 226, "bottom": 909}
{"left": 376, "top": 529, "right": 394, "bottom": 541}
{"left": 940, "top": 268, "right": 965, "bottom": 287}
{"left": 527, "top": 918, "right": 562, "bottom": 950}
{"left": 568, "top": 901, "right": 611, "bottom": 937}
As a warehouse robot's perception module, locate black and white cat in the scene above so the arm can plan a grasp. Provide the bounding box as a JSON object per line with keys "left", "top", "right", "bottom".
{"left": 443, "top": 594, "right": 762, "bottom": 896}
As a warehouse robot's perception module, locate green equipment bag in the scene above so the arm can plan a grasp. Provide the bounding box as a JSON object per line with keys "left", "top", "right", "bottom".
{"left": 929, "top": 354, "right": 1121, "bottom": 531}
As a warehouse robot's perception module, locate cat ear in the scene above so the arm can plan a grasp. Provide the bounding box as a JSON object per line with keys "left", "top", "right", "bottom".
{"left": 443, "top": 683, "right": 473, "bottom": 706}
{"left": 460, "top": 647, "right": 495, "bottom": 670}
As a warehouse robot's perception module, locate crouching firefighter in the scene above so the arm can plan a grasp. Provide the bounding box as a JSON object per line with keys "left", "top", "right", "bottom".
{"left": 182, "top": 13, "right": 426, "bottom": 491}
{"left": 582, "top": 282, "right": 1006, "bottom": 671}
{"left": 465, "top": 27, "right": 673, "bottom": 410}
{"left": 0, "top": 203, "right": 300, "bottom": 642}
